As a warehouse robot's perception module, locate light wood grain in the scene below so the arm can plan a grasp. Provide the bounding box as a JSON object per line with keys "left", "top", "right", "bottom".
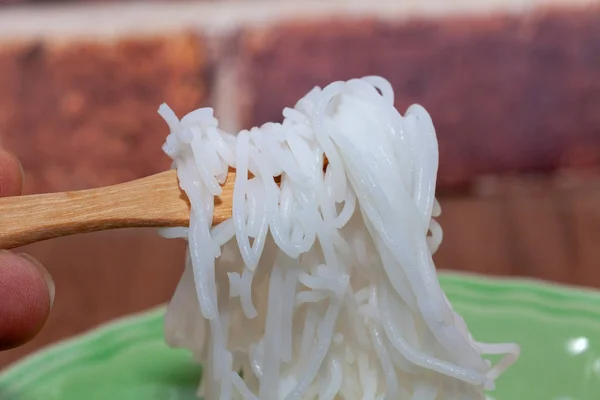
{"left": 0, "top": 169, "right": 235, "bottom": 249}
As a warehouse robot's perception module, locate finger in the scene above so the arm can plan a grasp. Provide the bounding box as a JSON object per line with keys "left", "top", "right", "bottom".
{"left": 0, "top": 149, "right": 23, "bottom": 198}
{"left": 0, "top": 252, "right": 54, "bottom": 350}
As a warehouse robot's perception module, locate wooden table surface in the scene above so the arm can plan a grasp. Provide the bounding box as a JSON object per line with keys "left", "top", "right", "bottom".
{"left": 1, "top": 175, "right": 600, "bottom": 369}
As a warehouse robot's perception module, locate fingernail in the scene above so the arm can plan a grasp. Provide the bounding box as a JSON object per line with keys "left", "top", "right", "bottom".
{"left": 19, "top": 253, "right": 55, "bottom": 310}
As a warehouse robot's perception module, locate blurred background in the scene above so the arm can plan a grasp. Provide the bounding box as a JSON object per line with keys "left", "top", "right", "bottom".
{"left": 0, "top": 0, "right": 599, "bottom": 369}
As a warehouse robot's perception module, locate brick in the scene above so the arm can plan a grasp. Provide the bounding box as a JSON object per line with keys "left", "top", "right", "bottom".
{"left": 0, "top": 34, "right": 209, "bottom": 194}
{"left": 238, "top": 7, "right": 600, "bottom": 188}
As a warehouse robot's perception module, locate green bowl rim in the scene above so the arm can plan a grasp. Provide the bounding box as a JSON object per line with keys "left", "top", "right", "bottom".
{"left": 1, "top": 272, "right": 599, "bottom": 389}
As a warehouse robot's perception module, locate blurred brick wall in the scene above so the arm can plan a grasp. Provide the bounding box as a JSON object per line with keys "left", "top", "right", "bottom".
{"left": 238, "top": 10, "right": 600, "bottom": 188}
{"left": 1, "top": 0, "right": 600, "bottom": 368}
{"left": 0, "top": 34, "right": 208, "bottom": 193}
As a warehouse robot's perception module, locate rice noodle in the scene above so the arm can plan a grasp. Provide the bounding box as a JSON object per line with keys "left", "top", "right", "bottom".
{"left": 160, "top": 77, "right": 519, "bottom": 399}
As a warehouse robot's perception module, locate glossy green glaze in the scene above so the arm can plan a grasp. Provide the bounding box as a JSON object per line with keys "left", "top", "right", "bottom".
{"left": 1, "top": 273, "right": 599, "bottom": 399}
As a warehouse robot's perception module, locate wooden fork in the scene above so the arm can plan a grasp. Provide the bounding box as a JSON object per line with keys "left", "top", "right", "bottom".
{"left": 0, "top": 169, "right": 234, "bottom": 249}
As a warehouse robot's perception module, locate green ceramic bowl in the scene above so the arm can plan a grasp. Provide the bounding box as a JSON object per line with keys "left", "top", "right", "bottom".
{"left": 1, "top": 273, "right": 599, "bottom": 400}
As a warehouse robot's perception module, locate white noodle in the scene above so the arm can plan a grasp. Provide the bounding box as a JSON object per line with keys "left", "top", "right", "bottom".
{"left": 160, "top": 77, "right": 519, "bottom": 399}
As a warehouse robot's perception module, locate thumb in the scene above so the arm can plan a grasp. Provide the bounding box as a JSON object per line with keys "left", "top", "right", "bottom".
{"left": 0, "top": 251, "right": 54, "bottom": 350}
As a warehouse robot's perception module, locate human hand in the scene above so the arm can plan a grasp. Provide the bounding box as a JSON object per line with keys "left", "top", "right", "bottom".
{"left": 0, "top": 149, "right": 54, "bottom": 350}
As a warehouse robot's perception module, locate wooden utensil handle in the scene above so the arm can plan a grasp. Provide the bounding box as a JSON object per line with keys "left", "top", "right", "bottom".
{"left": 0, "top": 170, "right": 191, "bottom": 249}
